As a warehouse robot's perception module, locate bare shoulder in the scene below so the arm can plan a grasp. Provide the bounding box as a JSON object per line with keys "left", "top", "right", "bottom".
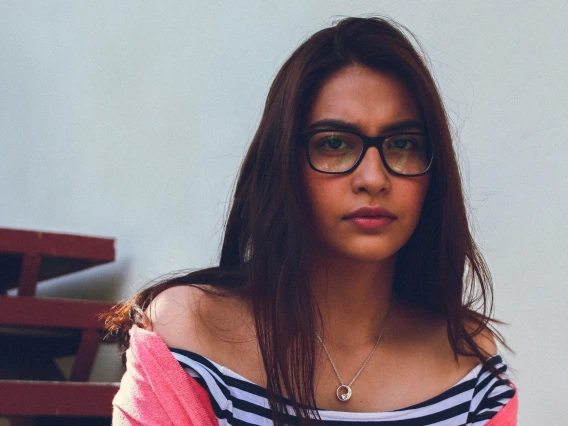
{"left": 464, "top": 317, "right": 499, "bottom": 358}
{"left": 399, "top": 306, "right": 497, "bottom": 356}
{"left": 145, "top": 284, "right": 255, "bottom": 356}
{"left": 393, "top": 305, "right": 497, "bottom": 373}
{"left": 144, "top": 285, "right": 204, "bottom": 350}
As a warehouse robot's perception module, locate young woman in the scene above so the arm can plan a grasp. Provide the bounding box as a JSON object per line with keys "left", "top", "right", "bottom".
{"left": 107, "top": 17, "right": 517, "bottom": 426}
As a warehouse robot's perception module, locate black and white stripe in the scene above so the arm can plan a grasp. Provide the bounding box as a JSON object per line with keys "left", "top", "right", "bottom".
{"left": 170, "top": 348, "right": 514, "bottom": 426}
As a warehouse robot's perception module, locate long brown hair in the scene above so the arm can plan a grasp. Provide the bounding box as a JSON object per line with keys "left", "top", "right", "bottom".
{"left": 105, "top": 16, "right": 505, "bottom": 425}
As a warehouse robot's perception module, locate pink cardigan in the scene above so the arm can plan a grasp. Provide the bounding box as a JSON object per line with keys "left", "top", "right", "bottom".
{"left": 112, "top": 326, "right": 518, "bottom": 425}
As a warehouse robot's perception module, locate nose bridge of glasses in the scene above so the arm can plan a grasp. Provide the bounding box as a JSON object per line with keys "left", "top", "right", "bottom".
{"left": 361, "top": 134, "right": 387, "bottom": 149}
{"left": 359, "top": 135, "right": 389, "bottom": 168}
{"left": 358, "top": 138, "right": 390, "bottom": 176}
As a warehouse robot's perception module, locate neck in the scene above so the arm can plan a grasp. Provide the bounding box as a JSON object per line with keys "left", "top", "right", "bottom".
{"left": 309, "top": 254, "right": 395, "bottom": 349}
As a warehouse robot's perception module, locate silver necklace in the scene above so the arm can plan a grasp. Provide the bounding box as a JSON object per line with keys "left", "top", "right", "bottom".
{"left": 315, "top": 302, "right": 393, "bottom": 402}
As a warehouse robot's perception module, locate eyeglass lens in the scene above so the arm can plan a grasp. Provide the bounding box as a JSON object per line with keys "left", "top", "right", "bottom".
{"left": 307, "top": 131, "right": 431, "bottom": 175}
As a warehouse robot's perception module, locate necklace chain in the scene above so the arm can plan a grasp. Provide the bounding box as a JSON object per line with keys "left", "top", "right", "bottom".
{"left": 315, "top": 302, "right": 393, "bottom": 402}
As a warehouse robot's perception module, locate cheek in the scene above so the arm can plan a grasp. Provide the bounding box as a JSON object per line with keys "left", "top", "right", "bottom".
{"left": 406, "top": 175, "right": 431, "bottom": 222}
{"left": 302, "top": 170, "right": 325, "bottom": 219}
{"left": 418, "top": 175, "right": 431, "bottom": 207}
{"left": 301, "top": 165, "right": 340, "bottom": 227}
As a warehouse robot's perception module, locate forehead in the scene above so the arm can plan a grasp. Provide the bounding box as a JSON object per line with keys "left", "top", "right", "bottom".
{"left": 307, "top": 66, "right": 421, "bottom": 135}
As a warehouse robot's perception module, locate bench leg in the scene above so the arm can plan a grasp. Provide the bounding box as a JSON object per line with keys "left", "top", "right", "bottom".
{"left": 16, "top": 254, "right": 41, "bottom": 297}
{"left": 70, "top": 329, "right": 100, "bottom": 382}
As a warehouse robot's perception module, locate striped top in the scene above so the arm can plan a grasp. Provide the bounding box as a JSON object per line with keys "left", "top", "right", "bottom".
{"left": 170, "top": 348, "right": 515, "bottom": 426}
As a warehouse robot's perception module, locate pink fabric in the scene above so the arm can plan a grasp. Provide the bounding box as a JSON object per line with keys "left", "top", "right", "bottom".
{"left": 112, "top": 325, "right": 217, "bottom": 425}
{"left": 113, "top": 325, "right": 517, "bottom": 425}
{"left": 485, "top": 388, "right": 518, "bottom": 426}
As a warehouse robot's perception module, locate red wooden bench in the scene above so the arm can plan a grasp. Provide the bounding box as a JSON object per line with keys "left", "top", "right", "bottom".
{"left": 0, "top": 227, "right": 119, "bottom": 424}
{"left": 0, "top": 227, "right": 115, "bottom": 297}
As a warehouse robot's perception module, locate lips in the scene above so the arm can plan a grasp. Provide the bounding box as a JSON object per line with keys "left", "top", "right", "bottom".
{"left": 343, "top": 206, "right": 396, "bottom": 230}
{"left": 343, "top": 206, "right": 396, "bottom": 220}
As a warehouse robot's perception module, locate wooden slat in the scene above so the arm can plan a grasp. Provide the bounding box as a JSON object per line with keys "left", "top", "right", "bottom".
{"left": 0, "top": 296, "right": 114, "bottom": 329}
{"left": 0, "top": 380, "right": 119, "bottom": 416}
{"left": 0, "top": 227, "right": 115, "bottom": 294}
{"left": 0, "top": 297, "right": 117, "bottom": 383}
{"left": 0, "top": 228, "right": 115, "bottom": 261}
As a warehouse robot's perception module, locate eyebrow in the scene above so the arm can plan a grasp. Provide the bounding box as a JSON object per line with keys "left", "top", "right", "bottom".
{"left": 307, "top": 118, "right": 425, "bottom": 134}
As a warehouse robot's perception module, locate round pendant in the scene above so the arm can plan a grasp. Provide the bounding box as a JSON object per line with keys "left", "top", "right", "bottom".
{"left": 336, "top": 384, "right": 352, "bottom": 402}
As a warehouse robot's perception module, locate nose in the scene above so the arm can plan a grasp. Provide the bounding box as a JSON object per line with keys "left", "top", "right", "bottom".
{"left": 351, "top": 147, "right": 391, "bottom": 195}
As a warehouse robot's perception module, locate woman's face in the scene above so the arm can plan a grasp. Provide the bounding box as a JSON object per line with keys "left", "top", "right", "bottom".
{"left": 301, "top": 65, "right": 430, "bottom": 263}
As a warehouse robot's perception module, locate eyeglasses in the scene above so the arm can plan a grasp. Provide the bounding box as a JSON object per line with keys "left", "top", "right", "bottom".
{"left": 299, "top": 129, "right": 433, "bottom": 176}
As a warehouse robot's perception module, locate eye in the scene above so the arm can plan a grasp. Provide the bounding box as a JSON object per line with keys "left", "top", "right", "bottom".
{"left": 311, "top": 132, "right": 358, "bottom": 152}
{"left": 317, "top": 135, "right": 348, "bottom": 150}
{"left": 389, "top": 137, "right": 413, "bottom": 150}
{"left": 394, "top": 138, "right": 410, "bottom": 149}
{"left": 384, "top": 134, "right": 426, "bottom": 152}
{"left": 328, "top": 136, "right": 343, "bottom": 149}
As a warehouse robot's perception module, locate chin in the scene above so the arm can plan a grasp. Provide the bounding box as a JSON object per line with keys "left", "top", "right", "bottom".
{"left": 346, "top": 251, "right": 398, "bottom": 264}
{"left": 328, "top": 243, "right": 401, "bottom": 264}
{"left": 341, "top": 237, "right": 408, "bottom": 262}
{"left": 311, "top": 233, "right": 409, "bottom": 264}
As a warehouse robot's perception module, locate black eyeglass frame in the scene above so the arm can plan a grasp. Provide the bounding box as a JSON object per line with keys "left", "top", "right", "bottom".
{"left": 299, "top": 129, "right": 434, "bottom": 177}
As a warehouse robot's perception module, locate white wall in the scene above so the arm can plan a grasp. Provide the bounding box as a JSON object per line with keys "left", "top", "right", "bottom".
{"left": 1, "top": 1, "right": 566, "bottom": 424}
